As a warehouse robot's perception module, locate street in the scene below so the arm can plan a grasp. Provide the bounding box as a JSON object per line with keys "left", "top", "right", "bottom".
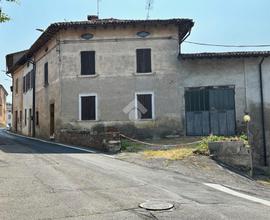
{"left": 0, "top": 129, "right": 269, "bottom": 220}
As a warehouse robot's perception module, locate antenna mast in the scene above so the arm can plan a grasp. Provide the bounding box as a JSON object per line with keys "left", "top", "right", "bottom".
{"left": 97, "top": 0, "right": 101, "bottom": 17}
{"left": 146, "top": 0, "right": 154, "bottom": 20}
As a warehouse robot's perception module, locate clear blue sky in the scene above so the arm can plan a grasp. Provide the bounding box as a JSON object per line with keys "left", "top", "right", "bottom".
{"left": 1, "top": 0, "right": 270, "bottom": 102}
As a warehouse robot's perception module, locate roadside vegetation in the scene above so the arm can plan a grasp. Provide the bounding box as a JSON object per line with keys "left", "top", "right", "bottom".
{"left": 121, "top": 134, "right": 248, "bottom": 160}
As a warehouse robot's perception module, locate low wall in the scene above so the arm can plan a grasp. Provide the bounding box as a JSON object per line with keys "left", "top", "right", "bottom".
{"left": 208, "top": 141, "right": 251, "bottom": 171}
{"left": 58, "top": 129, "right": 121, "bottom": 153}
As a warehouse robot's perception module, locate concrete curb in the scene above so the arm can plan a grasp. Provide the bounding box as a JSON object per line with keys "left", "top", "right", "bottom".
{"left": 4, "top": 130, "right": 100, "bottom": 154}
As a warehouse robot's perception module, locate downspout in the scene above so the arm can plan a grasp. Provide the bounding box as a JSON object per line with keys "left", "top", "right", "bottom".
{"left": 178, "top": 27, "right": 192, "bottom": 55}
{"left": 259, "top": 57, "right": 267, "bottom": 166}
{"left": 32, "top": 61, "right": 36, "bottom": 137}
{"left": 28, "top": 59, "right": 36, "bottom": 137}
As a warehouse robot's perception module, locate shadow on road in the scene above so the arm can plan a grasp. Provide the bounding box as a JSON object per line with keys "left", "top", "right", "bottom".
{"left": 0, "top": 129, "right": 96, "bottom": 154}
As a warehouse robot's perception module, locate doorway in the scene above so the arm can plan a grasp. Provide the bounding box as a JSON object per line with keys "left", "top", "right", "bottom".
{"left": 28, "top": 108, "right": 32, "bottom": 136}
{"left": 50, "top": 103, "right": 55, "bottom": 137}
{"left": 185, "top": 86, "right": 236, "bottom": 136}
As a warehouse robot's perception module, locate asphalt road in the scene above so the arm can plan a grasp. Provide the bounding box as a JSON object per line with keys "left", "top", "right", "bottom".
{"left": 0, "top": 129, "right": 269, "bottom": 220}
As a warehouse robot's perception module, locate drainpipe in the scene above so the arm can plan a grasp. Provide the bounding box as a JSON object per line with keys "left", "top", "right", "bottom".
{"left": 32, "top": 62, "right": 36, "bottom": 137}
{"left": 259, "top": 57, "right": 267, "bottom": 166}
{"left": 178, "top": 27, "right": 192, "bottom": 55}
{"left": 28, "top": 59, "right": 36, "bottom": 137}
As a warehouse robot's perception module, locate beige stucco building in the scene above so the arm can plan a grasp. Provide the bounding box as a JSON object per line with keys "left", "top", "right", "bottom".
{"left": 0, "top": 85, "right": 8, "bottom": 127}
{"left": 5, "top": 16, "right": 270, "bottom": 166}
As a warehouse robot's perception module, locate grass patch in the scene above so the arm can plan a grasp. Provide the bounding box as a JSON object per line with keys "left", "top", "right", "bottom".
{"left": 120, "top": 139, "right": 146, "bottom": 152}
{"left": 143, "top": 147, "right": 194, "bottom": 160}
{"left": 193, "top": 134, "right": 248, "bottom": 156}
{"left": 257, "top": 179, "right": 270, "bottom": 186}
{"left": 121, "top": 134, "right": 248, "bottom": 159}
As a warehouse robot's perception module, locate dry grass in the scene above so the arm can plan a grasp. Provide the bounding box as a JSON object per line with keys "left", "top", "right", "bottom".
{"left": 143, "top": 147, "right": 194, "bottom": 160}
{"left": 257, "top": 179, "right": 270, "bottom": 186}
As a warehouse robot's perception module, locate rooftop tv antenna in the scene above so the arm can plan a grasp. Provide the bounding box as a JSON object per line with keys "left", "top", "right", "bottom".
{"left": 146, "top": 0, "right": 154, "bottom": 20}
{"left": 97, "top": 0, "right": 101, "bottom": 17}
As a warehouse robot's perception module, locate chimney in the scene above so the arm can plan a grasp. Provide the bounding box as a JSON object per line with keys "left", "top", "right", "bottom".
{"left": 87, "top": 15, "right": 99, "bottom": 21}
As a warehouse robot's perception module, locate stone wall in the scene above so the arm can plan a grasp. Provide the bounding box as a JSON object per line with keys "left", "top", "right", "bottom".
{"left": 208, "top": 141, "right": 251, "bottom": 171}
{"left": 58, "top": 126, "right": 121, "bottom": 153}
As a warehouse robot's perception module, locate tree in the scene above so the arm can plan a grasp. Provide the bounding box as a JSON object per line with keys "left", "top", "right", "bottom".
{"left": 0, "top": 0, "right": 17, "bottom": 23}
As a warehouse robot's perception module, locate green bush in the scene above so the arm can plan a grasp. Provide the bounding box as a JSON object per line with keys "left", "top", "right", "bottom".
{"left": 193, "top": 134, "right": 248, "bottom": 156}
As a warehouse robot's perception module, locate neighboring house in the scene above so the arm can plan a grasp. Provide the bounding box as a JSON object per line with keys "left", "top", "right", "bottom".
{"left": 5, "top": 16, "right": 270, "bottom": 166}
{"left": 6, "top": 103, "right": 12, "bottom": 128}
{"left": 0, "top": 85, "right": 8, "bottom": 127}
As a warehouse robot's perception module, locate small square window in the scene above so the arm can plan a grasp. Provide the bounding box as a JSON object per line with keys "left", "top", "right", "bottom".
{"left": 136, "top": 93, "right": 154, "bottom": 120}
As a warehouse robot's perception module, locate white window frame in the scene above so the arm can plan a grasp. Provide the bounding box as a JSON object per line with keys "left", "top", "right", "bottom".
{"left": 79, "top": 93, "right": 98, "bottom": 121}
{"left": 135, "top": 92, "right": 155, "bottom": 120}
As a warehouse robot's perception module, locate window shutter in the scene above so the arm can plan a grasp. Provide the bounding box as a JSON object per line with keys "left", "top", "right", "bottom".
{"left": 137, "top": 94, "right": 152, "bottom": 119}
{"left": 44, "top": 62, "right": 48, "bottom": 85}
{"left": 36, "top": 111, "right": 39, "bottom": 125}
{"left": 15, "top": 79, "right": 18, "bottom": 94}
{"left": 81, "top": 51, "right": 95, "bottom": 75}
{"left": 81, "top": 96, "right": 96, "bottom": 120}
{"left": 23, "top": 76, "right": 25, "bottom": 93}
{"left": 144, "top": 49, "right": 151, "bottom": 72}
{"left": 136, "top": 49, "right": 151, "bottom": 73}
{"left": 136, "top": 49, "right": 143, "bottom": 73}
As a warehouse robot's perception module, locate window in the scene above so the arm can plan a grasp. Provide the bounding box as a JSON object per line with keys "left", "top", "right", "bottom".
{"left": 136, "top": 49, "right": 152, "bottom": 73}
{"left": 79, "top": 94, "right": 97, "bottom": 120}
{"left": 36, "top": 111, "right": 39, "bottom": 126}
{"left": 26, "top": 72, "right": 30, "bottom": 91}
{"left": 24, "top": 109, "right": 27, "bottom": 126}
{"left": 19, "top": 111, "right": 22, "bottom": 123}
{"left": 29, "top": 109, "right": 32, "bottom": 123}
{"left": 15, "top": 78, "right": 18, "bottom": 94}
{"left": 81, "top": 51, "right": 95, "bottom": 75}
{"left": 30, "top": 70, "right": 33, "bottom": 89}
{"left": 23, "top": 76, "right": 26, "bottom": 93}
{"left": 135, "top": 93, "right": 154, "bottom": 120}
{"left": 44, "top": 62, "right": 49, "bottom": 86}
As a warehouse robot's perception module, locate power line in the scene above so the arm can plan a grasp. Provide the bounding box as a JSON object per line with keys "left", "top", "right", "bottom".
{"left": 184, "top": 40, "right": 270, "bottom": 48}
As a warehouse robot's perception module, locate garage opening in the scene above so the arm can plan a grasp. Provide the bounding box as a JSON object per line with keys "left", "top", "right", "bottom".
{"left": 185, "top": 86, "right": 236, "bottom": 136}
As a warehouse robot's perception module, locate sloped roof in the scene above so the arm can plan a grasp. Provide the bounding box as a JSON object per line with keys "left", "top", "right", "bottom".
{"left": 7, "top": 18, "right": 194, "bottom": 73}
{"left": 0, "top": 85, "right": 8, "bottom": 96}
{"left": 179, "top": 51, "right": 270, "bottom": 60}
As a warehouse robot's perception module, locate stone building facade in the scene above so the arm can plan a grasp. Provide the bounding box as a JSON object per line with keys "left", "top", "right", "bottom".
{"left": 5, "top": 16, "right": 270, "bottom": 166}
{"left": 0, "top": 85, "right": 8, "bottom": 127}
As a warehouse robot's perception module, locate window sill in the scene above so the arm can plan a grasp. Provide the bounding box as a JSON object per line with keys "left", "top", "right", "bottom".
{"left": 77, "top": 74, "right": 99, "bottom": 78}
{"left": 77, "top": 119, "right": 99, "bottom": 122}
{"left": 133, "top": 72, "right": 156, "bottom": 76}
{"left": 135, "top": 118, "right": 155, "bottom": 121}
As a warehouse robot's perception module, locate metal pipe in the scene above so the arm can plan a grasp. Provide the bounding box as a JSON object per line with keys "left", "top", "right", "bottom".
{"left": 28, "top": 59, "right": 36, "bottom": 137}
{"left": 259, "top": 57, "right": 267, "bottom": 166}
{"left": 179, "top": 28, "right": 191, "bottom": 55}
{"left": 32, "top": 62, "right": 36, "bottom": 137}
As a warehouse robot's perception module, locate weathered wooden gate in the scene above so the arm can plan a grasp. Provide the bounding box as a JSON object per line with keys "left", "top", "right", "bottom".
{"left": 185, "top": 86, "right": 236, "bottom": 136}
